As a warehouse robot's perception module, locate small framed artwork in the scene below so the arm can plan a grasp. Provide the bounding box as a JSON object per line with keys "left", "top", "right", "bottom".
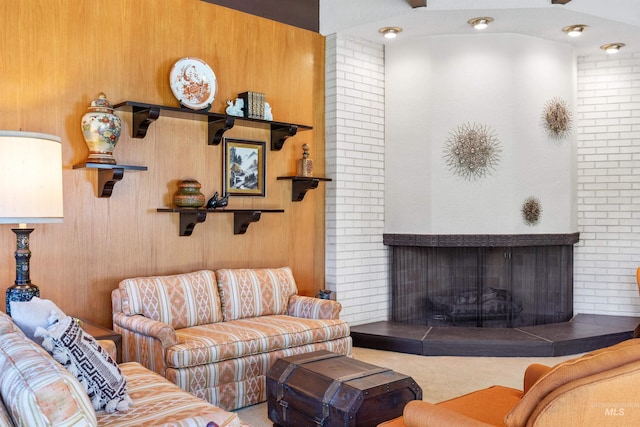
{"left": 223, "top": 138, "right": 266, "bottom": 197}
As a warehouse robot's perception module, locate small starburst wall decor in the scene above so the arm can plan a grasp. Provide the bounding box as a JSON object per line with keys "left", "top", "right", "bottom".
{"left": 443, "top": 122, "right": 501, "bottom": 180}
{"left": 521, "top": 196, "right": 542, "bottom": 225}
{"left": 542, "top": 97, "right": 572, "bottom": 139}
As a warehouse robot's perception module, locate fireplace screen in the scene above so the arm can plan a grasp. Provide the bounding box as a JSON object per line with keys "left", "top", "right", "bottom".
{"left": 391, "top": 245, "right": 573, "bottom": 328}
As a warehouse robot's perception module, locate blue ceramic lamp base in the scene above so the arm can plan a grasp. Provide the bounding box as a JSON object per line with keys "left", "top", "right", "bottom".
{"left": 5, "top": 228, "right": 39, "bottom": 317}
{"left": 6, "top": 284, "right": 39, "bottom": 317}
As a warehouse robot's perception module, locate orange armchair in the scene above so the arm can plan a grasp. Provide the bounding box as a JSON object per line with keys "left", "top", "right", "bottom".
{"left": 379, "top": 338, "right": 640, "bottom": 427}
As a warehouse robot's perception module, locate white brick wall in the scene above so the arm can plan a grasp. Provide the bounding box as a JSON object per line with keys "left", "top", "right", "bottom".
{"left": 325, "top": 34, "right": 389, "bottom": 325}
{"left": 575, "top": 52, "right": 640, "bottom": 316}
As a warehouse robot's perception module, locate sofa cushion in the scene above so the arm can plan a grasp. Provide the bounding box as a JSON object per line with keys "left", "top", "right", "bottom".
{"left": 38, "top": 316, "right": 131, "bottom": 413}
{"left": 96, "top": 362, "right": 240, "bottom": 427}
{"left": 0, "top": 331, "right": 97, "bottom": 426}
{"left": 119, "top": 270, "right": 222, "bottom": 328}
{"left": 165, "top": 315, "right": 350, "bottom": 368}
{"left": 216, "top": 267, "right": 298, "bottom": 321}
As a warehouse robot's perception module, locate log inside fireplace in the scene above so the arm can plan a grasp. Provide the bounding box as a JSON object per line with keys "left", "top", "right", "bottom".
{"left": 385, "top": 233, "right": 579, "bottom": 328}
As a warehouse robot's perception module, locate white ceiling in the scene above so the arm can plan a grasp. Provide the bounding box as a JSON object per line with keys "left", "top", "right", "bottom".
{"left": 320, "top": 0, "right": 640, "bottom": 56}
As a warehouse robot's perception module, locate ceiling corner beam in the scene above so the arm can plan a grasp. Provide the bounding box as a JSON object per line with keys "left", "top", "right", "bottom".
{"left": 551, "top": 0, "right": 572, "bottom": 4}
{"left": 409, "top": 0, "right": 426, "bottom": 8}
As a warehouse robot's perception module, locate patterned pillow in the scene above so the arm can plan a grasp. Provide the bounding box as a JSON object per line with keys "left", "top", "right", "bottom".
{"left": 119, "top": 270, "right": 222, "bottom": 328}
{"left": 216, "top": 267, "right": 299, "bottom": 321}
{"left": 36, "top": 315, "right": 132, "bottom": 413}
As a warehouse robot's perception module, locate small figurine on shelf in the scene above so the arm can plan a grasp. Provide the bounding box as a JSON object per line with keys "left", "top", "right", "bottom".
{"left": 297, "top": 143, "right": 313, "bottom": 177}
{"left": 264, "top": 102, "right": 273, "bottom": 121}
{"left": 206, "top": 191, "right": 229, "bottom": 209}
{"left": 206, "top": 191, "right": 219, "bottom": 209}
{"left": 216, "top": 192, "right": 229, "bottom": 209}
{"left": 225, "top": 98, "right": 244, "bottom": 117}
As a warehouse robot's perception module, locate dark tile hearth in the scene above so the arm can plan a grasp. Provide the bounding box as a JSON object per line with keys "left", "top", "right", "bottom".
{"left": 351, "top": 314, "right": 640, "bottom": 357}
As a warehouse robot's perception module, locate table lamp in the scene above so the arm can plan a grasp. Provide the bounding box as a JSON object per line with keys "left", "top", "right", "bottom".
{"left": 0, "top": 131, "right": 64, "bottom": 315}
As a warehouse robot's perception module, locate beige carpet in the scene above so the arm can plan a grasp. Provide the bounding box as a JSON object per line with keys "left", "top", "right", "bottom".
{"left": 234, "top": 347, "right": 579, "bottom": 426}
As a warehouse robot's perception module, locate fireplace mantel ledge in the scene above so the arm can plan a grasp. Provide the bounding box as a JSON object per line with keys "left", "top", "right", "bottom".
{"left": 383, "top": 232, "right": 580, "bottom": 247}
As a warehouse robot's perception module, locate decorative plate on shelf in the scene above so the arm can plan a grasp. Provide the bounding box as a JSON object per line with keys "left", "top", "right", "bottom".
{"left": 169, "top": 57, "right": 217, "bottom": 110}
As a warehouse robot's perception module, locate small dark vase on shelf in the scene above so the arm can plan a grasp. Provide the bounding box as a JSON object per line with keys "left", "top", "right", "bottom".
{"left": 174, "top": 179, "right": 205, "bottom": 208}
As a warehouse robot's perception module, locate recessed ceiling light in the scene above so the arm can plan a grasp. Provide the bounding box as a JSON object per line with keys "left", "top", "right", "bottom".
{"left": 467, "top": 17, "right": 493, "bottom": 30}
{"left": 562, "top": 24, "right": 588, "bottom": 37}
{"left": 601, "top": 43, "right": 625, "bottom": 54}
{"left": 379, "top": 27, "right": 402, "bottom": 39}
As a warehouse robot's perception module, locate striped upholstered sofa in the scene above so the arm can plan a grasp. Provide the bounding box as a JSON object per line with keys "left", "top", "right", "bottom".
{"left": 0, "top": 310, "right": 244, "bottom": 427}
{"left": 112, "top": 267, "right": 352, "bottom": 411}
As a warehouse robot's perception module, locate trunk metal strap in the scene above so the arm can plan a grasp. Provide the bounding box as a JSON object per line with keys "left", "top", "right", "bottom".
{"left": 320, "top": 367, "right": 391, "bottom": 420}
{"left": 277, "top": 363, "right": 298, "bottom": 401}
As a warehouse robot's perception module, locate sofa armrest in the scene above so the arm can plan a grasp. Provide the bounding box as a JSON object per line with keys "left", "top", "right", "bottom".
{"left": 113, "top": 313, "right": 177, "bottom": 348}
{"left": 523, "top": 363, "right": 552, "bottom": 394}
{"left": 402, "top": 401, "right": 494, "bottom": 427}
{"left": 97, "top": 339, "right": 118, "bottom": 361}
{"left": 288, "top": 295, "right": 342, "bottom": 319}
{"left": 112, "top": 313, "right": 177, "bottom": 376}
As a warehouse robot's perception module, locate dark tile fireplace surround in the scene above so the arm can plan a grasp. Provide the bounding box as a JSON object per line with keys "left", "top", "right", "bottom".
{"left": 351, "top": 233, "right": 640, "bottom": 357}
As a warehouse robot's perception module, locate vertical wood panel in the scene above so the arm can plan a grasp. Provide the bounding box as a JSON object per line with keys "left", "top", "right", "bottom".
{"left": 0, "top": 0, "right": 326, "bottom": 326}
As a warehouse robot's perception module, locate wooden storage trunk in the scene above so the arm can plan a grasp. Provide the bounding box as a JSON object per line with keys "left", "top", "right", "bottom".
{"left": 267, "top": 350, "right": 422, "bottom": 427}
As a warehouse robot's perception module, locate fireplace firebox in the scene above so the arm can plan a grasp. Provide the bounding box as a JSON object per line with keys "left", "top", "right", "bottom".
{"left": 384, "top": 233, "right": 579, "bottom": 328}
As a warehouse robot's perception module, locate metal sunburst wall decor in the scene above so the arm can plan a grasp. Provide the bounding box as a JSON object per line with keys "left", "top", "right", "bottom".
{"left": 542, "top": 97, "right": 572, "bottom": 139}
{"left": 444, "top": 122, "right": 501, "bottom": 180}
{"left": 521, "top": 196, "right": 542, "bottom": 225}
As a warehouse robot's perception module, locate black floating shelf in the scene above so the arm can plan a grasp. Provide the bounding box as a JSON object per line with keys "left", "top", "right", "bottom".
{"left": 277, "top": 176, "right": 332, "bottom": 201}
{"left": 73, "top": 162, "right": 148, "bottom": 198}
{"left": 157, "top": 208, "right": 285, "bottom": 236}
{"left": 114, "top": 101, "right": 312, "bottom": 150}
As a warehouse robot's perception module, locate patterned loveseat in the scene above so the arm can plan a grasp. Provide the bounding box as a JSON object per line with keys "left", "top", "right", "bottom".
{"left": 112, "top": 267, "right": 352, "bottom": 411}
{"left": 0, "top": 310, "right": 243, "bottom": 427}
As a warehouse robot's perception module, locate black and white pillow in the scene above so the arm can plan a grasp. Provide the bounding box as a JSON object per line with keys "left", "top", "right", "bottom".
{"left": 36, "top": 315, "right": 132, "bottom": 413}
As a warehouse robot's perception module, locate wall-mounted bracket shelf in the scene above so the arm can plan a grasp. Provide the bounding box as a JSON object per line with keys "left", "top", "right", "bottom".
{"left": 157, "top": 208, "right": 285, "bottom": 236}
{"left": 73, "top": 162, "right": 148, "bottom": 198}
{"left": 114, "top": 101, "right": 312, "bottom": 150}
{"left": 277, "top": 176, "right": 332, "bottom": 201}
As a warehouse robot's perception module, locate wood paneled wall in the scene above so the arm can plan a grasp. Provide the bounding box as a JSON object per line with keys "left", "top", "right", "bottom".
{"left": 0, "top": 0, "right": 326, "bottom": 326}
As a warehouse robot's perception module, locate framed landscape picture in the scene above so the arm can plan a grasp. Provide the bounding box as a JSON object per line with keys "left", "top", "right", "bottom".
{"left": 223, "top": 138, "right": 266, "bottom": 197}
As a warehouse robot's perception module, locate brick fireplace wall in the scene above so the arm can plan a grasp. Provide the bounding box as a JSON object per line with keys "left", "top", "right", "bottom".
{"left": 574, "top": 53, "right": 640, "bottom": 317}
{"left": 325, "top": 35, "right": 389, "bottom": 324}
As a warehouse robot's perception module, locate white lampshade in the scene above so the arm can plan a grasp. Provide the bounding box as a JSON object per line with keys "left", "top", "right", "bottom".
{"left": 0, "top": 131, "right": 64, "bottom": 224}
